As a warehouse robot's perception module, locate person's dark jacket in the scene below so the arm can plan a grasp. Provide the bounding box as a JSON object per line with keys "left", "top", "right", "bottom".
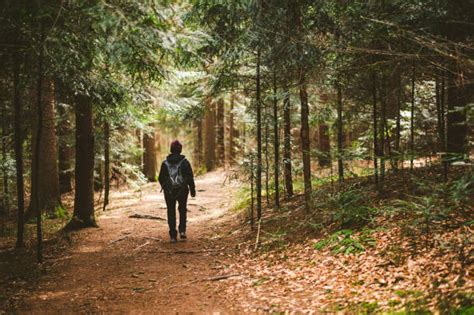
{"left": 158, "top": 154, "right": 196, "bottom": 197}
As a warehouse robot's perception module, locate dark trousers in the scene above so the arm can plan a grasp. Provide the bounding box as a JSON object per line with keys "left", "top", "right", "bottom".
{"left": 164, "top": 192, "right": 188, "bottom": 238}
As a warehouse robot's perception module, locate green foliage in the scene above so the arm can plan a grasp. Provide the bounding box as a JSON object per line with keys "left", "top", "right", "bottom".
{"left": 327, "top": 186, "right": 376, "bottom": 228}
{"left": 313, "top": 228, "right": 376, "bottom": 255}
{"left": 448, "top": 173, "right": 474, "bottom": 208}
{"left": 260, "top": 229, "right": 287, "bottom": 251}
{"left": 391, "top": 196, "right": 439, "bottom": 236}
{"left": 231, "top": 186, "right": 253, "bottom": 212}
{"left": 116, "top": 162, "right": 147, "bottom": 190}
{"left": 53, "top": 205, "right": 69, "bottom": 220}
{"left": 385, "top": 173, "right": 473, "bottom": 236}
{"left": 357, "top": 301, "right": 379, "bottom": 314}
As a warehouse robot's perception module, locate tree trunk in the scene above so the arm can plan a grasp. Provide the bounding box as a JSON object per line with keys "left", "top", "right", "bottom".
{"left": 283, "top": 87, "right": 293, "bottom": 198}
{"left": 256, "top": 47, "right": 263, "bottom": 221}
{"left": 379, "top": 81, "right": 387, "bottom": 185}
{"left": 228, "top": 93, "right": 238, "bottom": 165}
{"left": 435, "top": 76, "right": 446, "bottom": 152}
{"left": 66, "top": 95, "right": 96, "bottom": 230}
{"left": 216, "top": 98, "right": 225, "bottom": 166}
{"left": 336, "top": 83, "right": 344, "bottom": 183}
{"left": 103, "top": 122, "right": 110, "bottom": 211}
{"left": 272, "top": 72, "right": 280, "bottom": 208}
{"left": 384, "top": 115, "right": 393, "bottom": 172}
{"left": 410, "top": 66, "right": 415, "bottom": 170}
{"left": 204, "top": 99, "right": 216, "bottom": 171}
{"left": 299, "top": 77, "right": 312, "bottom": 212}
{"left": 143, "top": 125, "right": 158, "bottom": 182}
{"left": 136, "top": 129, "right": 143, "bottom": 170}
{"left": 294, "top": 0, "right": 312, "bottom": 212}
{"left": 250, "top": 154, "right": 255, "bottom": 229}
{"left": 34, "top": 42, "right": 44, "bottom": 262}
{"left": 372, "top": 72, "right": 379, "bottom": 185}
{"left": 1, "top": 99, "right": 9, "bottom": 213}
{"left": 57, "top": 101, "right": 73, "bottom": 194}
{"left": 193, "top": 119, "right": 203, "bottom": 169}
{"left": 318, "top": 124, "right": 331, "bottom": 167}
{"left": 445, "top": 0, "right": 472, "bottom": 159}
{"left": 13, "top": 56, "right": 25, "bottom": 248}
{"left": 228, "top": 97, "right": 234, "bottom": 164}
{"left": 96, "top": 160, "right": 104, "bottom": 192}
{"left": 264, "top": 107, "right": 270, "bottom": 205}
{"left": 386, "top": 65, "right": 399, "bottom": 170}
{"left": 395, "top": 72, "right": 402, "bottom": 170}
{"left": 446, "top": 74, "right": 468, "bottom": 157}
{"left": 30, "top": 78, "right": 60, "bottom": 214}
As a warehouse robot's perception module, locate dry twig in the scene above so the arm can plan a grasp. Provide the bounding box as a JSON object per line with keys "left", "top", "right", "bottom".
{"left": 168, "top": 274, "right": 240, "bottom": 289}
{"left": 129, "top": 213, "right": 166, "bottom": 221}
{"left": 109, "top": 235, "right": 129, "bottom": 245}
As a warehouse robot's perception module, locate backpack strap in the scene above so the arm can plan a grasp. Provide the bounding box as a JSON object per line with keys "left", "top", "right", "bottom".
{"left": 176, "top": 158, "right": 186, "bottom": 168}
{"left": 165, "top": 158, "right": 186, "bottom": 168}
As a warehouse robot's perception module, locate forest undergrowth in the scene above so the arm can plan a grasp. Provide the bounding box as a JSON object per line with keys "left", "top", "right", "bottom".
{"left": 0, "top": 166, "right": 472, "bottom": 313}
{"left": 222, "top": 165, "right": 473, "bottom": 313}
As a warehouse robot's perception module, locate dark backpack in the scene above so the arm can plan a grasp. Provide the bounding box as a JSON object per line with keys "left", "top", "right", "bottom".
{"left": 164, "top": 159, "right": 187, "bottom": 194}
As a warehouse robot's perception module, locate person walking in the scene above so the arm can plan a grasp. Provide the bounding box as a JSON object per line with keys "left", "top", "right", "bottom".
{"left": 158, "top": 140, "right": 196, "bottom": 242}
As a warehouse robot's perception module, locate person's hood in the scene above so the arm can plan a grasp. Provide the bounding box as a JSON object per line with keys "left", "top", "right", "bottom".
{"left": 166, "top": 153, "right": 185, "bottom": 164}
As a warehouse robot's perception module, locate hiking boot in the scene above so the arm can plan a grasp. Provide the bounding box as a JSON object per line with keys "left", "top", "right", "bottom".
{"left": 170, "top": 237, "right": 177, "bottom": 243}
{"left": 179, "top": 232, "right": 187, "bottom": 240}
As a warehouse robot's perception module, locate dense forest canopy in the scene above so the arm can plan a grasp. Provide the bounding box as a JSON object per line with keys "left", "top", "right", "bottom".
{"left": 0, "top": 0, "right": 473, "bottom": 313}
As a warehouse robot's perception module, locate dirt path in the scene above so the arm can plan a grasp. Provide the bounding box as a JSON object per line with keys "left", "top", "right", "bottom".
{"left": 17, "top": 171, "right": 243, "bottom": 313}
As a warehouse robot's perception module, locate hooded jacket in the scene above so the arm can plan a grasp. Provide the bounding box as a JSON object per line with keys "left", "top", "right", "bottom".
{"left": 158, "top": 153, "right": 196, "bottom": 197}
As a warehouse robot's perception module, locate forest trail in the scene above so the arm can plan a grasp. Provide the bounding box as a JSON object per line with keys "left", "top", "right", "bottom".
{"left": 17, "top": 171, "right": 242, "bottom": 313}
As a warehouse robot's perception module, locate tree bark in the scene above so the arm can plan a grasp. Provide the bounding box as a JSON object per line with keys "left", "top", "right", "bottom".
{"left": 57, "top": 101, "right": 73, "bottom": 194}
{"left": 136, "top": 129, "right": 143, "bottom": 170}
{"left": 66, "top": 95, "right": 96, "bottom": 230}
{"left": 299, "top": 76, "right": 312, "bottom": 212}
{"left": 30, "top": 78, "right": 60, "bottom": 214}
{"left": 283, "top": 87, "right": 293, "bottom": 198}
{"left": 410, "top": 66, "right": 415, "bottom": 170}
{"left": 193, "top": 119, "right": 203, "bottom": 169}
{"left": 13, "top": 56, "right": 25, "bottom": 248}
{"left": 34, "top": 42, "right": 44, "bottom": 262}
{"left": 372, "top": 72, "right": 379, "bottom": 185}
{"left": 395, "top": 71, "right": 402, "bottom": 170}
{"left": 103, "top": 122, "right": 110, "bottom": 211}
{"left": 444, "top": 0, "right": 472, "bottom": 159}
{"left": 336, "top": 83, "right": 344, "bottom": 183}
{"left": 435, "top": 76, "right": 446, "bottom": 152}
{"left": 216, "top": 98, "right": 225, "bottom": 166}
{"left": 272, "top": 72, "right": 280, "bottom": 208}
{"left": 294, "top": 0, "right": 312, "bottom": 212}
{"left": 1, "top": 97, "right": 9, "bottom": 213}
{"left": 256, "top": 47, "right": 262, "bottom": 221}
{"left": 204, "top": 99, "right": 216, "bottom": 171}
{"left": 386, "top": 65, "right": 399, "bottom": 170}
{"left": 446, "top": 74, "right": 468, "bottom": 157}
{"left": 250, "top": 154, "right": 255, "bottom": 229}
{"left": 143, "top": 124, "right": 158, "bottom": 182}
{"left": 318, "top": 124, "right": 331, "bottom": 167}
{"left": 379, "top": 81, "right": 386, "bottom": 185}
{"left": 228, "top": 93, "right": 238, "bottom": 165}
{"left": 264, "top": 106, "right": 270, "bottom": 205}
